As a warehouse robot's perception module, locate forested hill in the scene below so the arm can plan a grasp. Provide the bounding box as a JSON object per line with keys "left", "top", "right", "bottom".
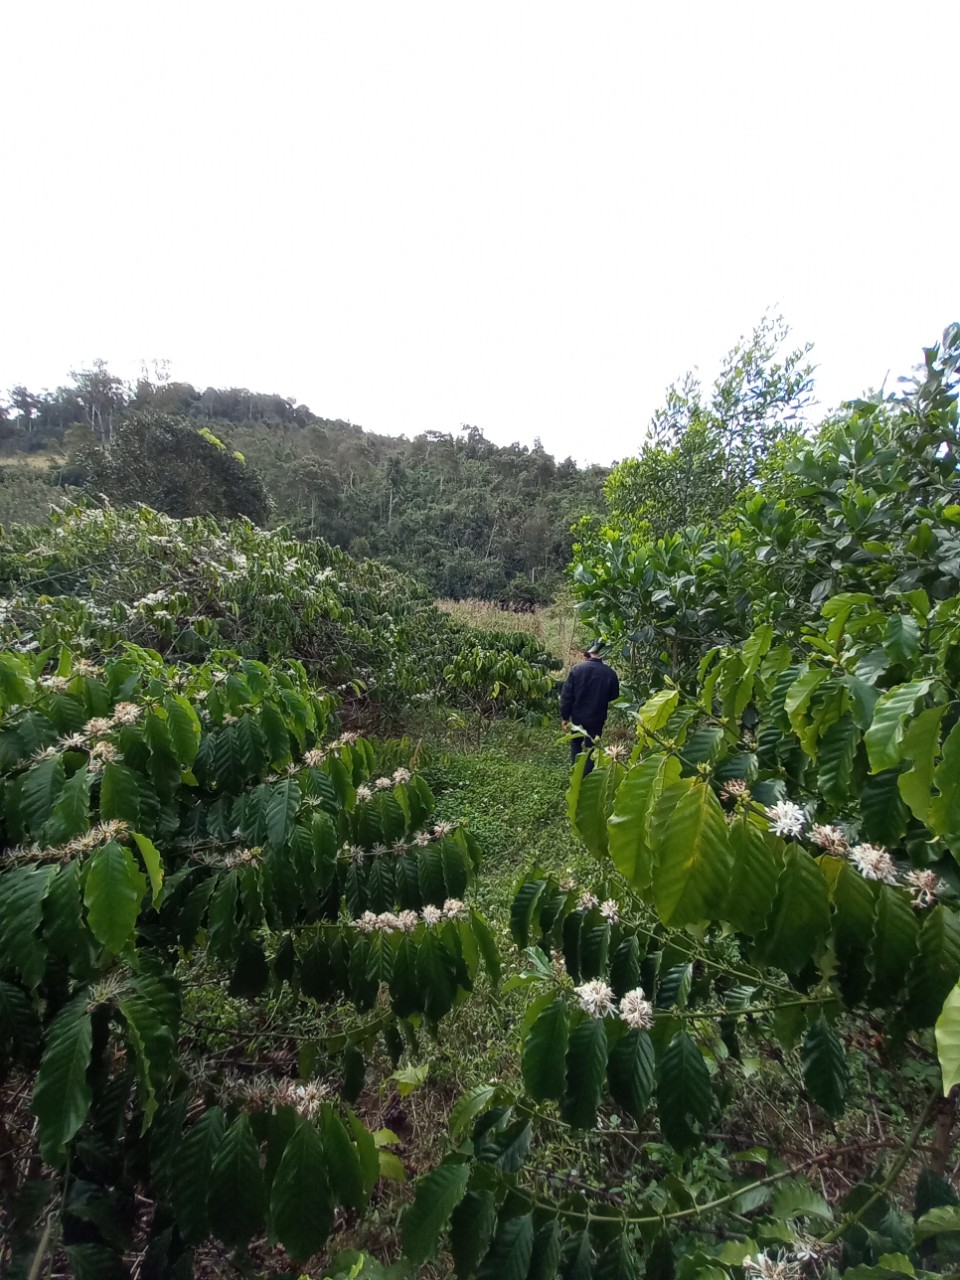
{"left": 232, "top": 418, "right": 608, "bottom": 602}
{"left": 0, "top": 365, "right": 609, "bottom": 602}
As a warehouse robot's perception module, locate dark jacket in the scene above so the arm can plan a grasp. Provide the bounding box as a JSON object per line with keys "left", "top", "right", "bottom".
{"left": 560, "top": 659, "right": 620, "bottom": 736}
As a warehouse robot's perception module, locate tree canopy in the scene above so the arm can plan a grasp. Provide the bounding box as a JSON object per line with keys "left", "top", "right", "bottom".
{"left": 601, "top": 315, "right": 815, "bottom": 540}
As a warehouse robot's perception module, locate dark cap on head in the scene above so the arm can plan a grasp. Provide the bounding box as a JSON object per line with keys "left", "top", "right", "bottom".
{"left": 584, "top": 640, "right": 605, "bottom": 657}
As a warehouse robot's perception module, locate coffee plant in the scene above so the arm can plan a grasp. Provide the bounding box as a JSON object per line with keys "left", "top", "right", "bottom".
{"left": 0, "top": 645, "right": 500, "bottom": 1275}
{"left": 443, "top": 632, "right": 557, "bottom": 720}
{"left": 0, "top": 504, "right": 559, "bottom": 726}
{"left": 407, "top": 590, "right": 960, "bottom": 1277}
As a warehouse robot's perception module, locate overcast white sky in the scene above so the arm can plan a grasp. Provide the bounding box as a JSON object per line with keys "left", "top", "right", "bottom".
{"left": 2, "top": 2, "right": 957, "bottom": 465}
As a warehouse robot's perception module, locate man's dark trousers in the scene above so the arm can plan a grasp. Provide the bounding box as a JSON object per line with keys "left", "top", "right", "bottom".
{"left": 571, "top": 735, "right": 596, "bottom": 775}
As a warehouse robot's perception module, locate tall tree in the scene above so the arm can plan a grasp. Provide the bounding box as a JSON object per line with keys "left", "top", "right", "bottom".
{"left": 78, "top": 412, "right": 271, "bottom": 523}
{"left": 8, "top": 385, "right": 43, "bottom": 434}
{"left": 606, "top": 314, "right": 815, "bottom": 537}
{"left": 70, "top": 359, "right": 127, "bottom": 445}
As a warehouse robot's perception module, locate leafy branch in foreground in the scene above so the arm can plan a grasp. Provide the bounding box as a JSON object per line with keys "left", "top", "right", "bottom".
{"left": 406, "top": 326, "right": 960, "bottom": 1280}
{"left": 409, "top": 597, "right": 960, "bottom": 1276}
{"left": 0, "top": 647, "right": 500, "bottom": 1274}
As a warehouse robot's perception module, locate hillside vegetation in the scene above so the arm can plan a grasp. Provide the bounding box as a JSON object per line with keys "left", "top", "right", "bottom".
{"left": 0, "top": 364, "right": 608, "bottom": 603}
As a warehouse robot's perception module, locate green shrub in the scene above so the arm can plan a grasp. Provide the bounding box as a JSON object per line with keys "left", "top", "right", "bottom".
{"left": 574, "top": 324, "right": 960, "bottom": 697}
{"left": 0, "top": 504, "right": 559, "bottom": 726}
{"left": 0, "top": 645, "right": 499, "bottom": 1272}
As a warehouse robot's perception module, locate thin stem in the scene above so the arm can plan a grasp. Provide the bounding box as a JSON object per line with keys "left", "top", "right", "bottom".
{"left": 515, "top": 1146, "right": 845, "bottom": 1228}
{"left": 641, "top": 720, "right": 819, "bottom": 817}
{"left": 26, "top": 1212, "right": 57, "bottom": 1280}
{"left": 666, "top": 995, "right": 831, "bottom": 1021}
{"left": 181, "top": 1009, "right": 393, "bottom": 1045}
{"left": 820, "top": 1085, "right": 940, "bottom": 1245}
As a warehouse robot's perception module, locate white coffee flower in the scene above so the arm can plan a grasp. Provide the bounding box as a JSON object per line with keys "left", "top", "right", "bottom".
{"left": 396, "top": 909, "right": 420, "bottom": 932}
{"left": 849, "top": 843, "right": 899, "bottom": 884}
{"left": 84, "top": 717, "right": 114, "bottom": 739}
{"left": 86, "top": 972, "right": 131, "bottom": 1009}
{"left": 743, "top": 1250, "right": 802, "bottom": 1280}
{"left": 111, "top": 702, "right": 142, "bottom": 725}
{"left": 619, "top": 988, "right": 654, "bottom": 1030}
{"left": 421, "top": 904, "right": 443, "bottom": 926}
{"left": 574, "top": 979, "right": 616, "bottom": 1018}
{"left": 414, "top": 831, "right": 432, "bottom": 847}
{"left": 599, "top": 899, "right": 620, "bottom": 924}
{"left": 392, "top": 767, "right": 412, "bottom": 784}
{"left": 719, "top": 778, "right": 749, "bottom": 802}
{"left": 355, "top": 911, "right": 379, "bottom": 933}
{"left": 376, "top": 912, "right": 401, "bottom": 932}
{"left": 905, "top": 867, "right": 946, "bottom": 908}
{"left": 355, "top": 784, "right": 374, "bottom": 802}
{"left": 88, "top": 741, "right": 119, "bottom": 774}
{"left": 442, "top": 898, "right": 466, "bottom": 920}
{"left": 277, "top": 1078, "right": 329, "bottom": 1119}
{"left": 97, "top": 820, "right": 129, "bottom": 843}
{"left": 578, "top": 891, "right": 599, "bottom": 912}
{"left": 40, "top": 675, "right": 71, "bottom": 693}
{"left": 223, "top": 847, "right": 260, "bottom": 868}
{"left": 135, "top": 590, "right": 169, "bottom": 608}
{"left": 792, "top": 1233, "right": 828, "bottom": 1265}
{"left": 66, "top": 830, "right": 101, "bottom": 854}
{"left": 303, "top": 748, "right": 326, "bottom": 768}
{"left": 375, "top": 776, "right": 393, "bottom": 790}
{"left": 766, "top": 800, "right": 806, "bottom": 838}
{"left": 810, "top": 823, "right": 848, "bottom": 854}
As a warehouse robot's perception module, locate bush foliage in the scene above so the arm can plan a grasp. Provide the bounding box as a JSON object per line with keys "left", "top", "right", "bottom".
{"left": 0, "top": 504, "right": 559, "bottom": 725}
{"left": 0, "top": 646, "right": 499, "bottom": 1273}
{"left": 574, "top": 324, "right": 960, "bottom": 697}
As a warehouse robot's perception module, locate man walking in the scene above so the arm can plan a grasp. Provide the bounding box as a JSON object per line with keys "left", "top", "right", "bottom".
{"left": 560, "top": 641, "right": 620, "bottom": 773}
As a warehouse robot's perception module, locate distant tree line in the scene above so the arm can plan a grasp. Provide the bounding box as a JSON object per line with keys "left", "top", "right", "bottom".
{"left": 0, "top": 361, "right": 608, "bottom": 602}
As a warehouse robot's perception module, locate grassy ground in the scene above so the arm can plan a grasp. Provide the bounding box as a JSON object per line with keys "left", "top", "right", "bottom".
{"left": 0, "top": 449, "right": 64, "bottom": 467}
{"left": 319, "top": 720, "right": 628, "bottom": 1274}
{"left": 181, "top": 719, "right": 592, "bottom": 1276}
{"left": 378, "top": 720, "right": 592, "bottom": 1140}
